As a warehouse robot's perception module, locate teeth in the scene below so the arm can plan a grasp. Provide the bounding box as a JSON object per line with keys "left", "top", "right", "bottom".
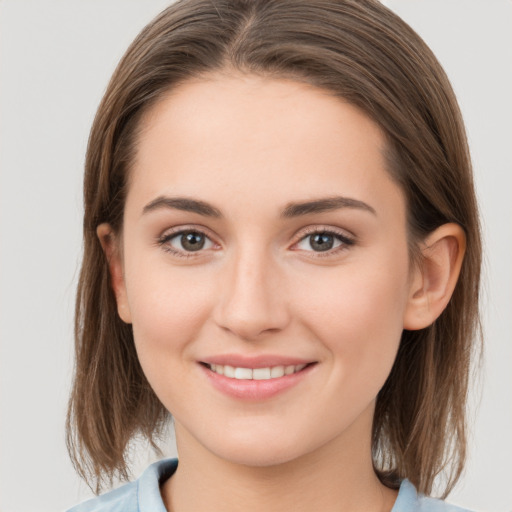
{"left": 270, "top": 366, "right": 285, "bottom": 378}
{"left": 234, "top": 367, "right": 253, "bottom": 380}
{"left": 208, "top": 363, "right": 308, "bottom": 380}
{"left": 284, "top": 365, "right": 295, "bottom": 375}
{"left": 224, "top": 365, "right": 235, "bottom": 378}
{"left": 253, "top": 367, "right": 271, "bottom": 380}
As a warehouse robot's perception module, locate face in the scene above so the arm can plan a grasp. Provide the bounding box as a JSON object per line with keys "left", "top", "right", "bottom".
{"left": 108, "top": 74, "right": 420, "bottom": 467}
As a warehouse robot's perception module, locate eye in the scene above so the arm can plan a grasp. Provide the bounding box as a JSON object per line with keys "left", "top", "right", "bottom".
{"left": 294, "top": 229, "right": 354, "bottom": 254}
{"left": 159, "top": 229, "right": 215, "bottom": 255}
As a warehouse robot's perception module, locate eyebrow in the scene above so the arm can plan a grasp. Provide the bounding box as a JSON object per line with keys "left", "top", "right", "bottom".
{"left": 281, "top": 196, "right": 376, "bottom": 218}
{"left": 142, "top": 195, "right": 376, "bottom": 218}
{"left": 142, "top": 196, "right": 222, "bottom": 217}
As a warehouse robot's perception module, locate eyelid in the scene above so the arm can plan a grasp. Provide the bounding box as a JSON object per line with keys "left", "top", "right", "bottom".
{"left": 293, "top": 225, "right": 356, "bottom": 242}
{"left": 290, "top": 225, "right": 356, "bottom": 254}
{"left": 157, "top": 223, "right": 217, "bottom": 241}
{"left": 155, "top": 224, "right": 355, "bottom": 258}
{"left": 156, "top": 224, "right": 220, "bottom": 257}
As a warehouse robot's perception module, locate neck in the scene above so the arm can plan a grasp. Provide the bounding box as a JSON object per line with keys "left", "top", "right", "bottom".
{"left": 161, "top": 416, "right": 397, "bottom": 512}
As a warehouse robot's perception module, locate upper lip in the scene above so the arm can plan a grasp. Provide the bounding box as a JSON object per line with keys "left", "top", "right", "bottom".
{"left": 200, "top": 354, "right": 316, "bottom": 368}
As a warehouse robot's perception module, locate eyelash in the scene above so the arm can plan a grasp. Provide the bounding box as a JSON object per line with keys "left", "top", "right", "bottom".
{"left": 157, "top": 226, "right": 217, "bottom": 259}
{"left": 293, "top": 226, "right": 355, "bottom": 257}
{"left": 157, "top": 226, "right": 355, "bottom": 259}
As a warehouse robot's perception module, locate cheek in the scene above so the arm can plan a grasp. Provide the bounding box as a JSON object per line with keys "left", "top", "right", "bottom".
{"left": 293, "top": 250, "right": 410, "bottom": 385}
{"left": 124, "top": 258, "right": 216, "bottom": 366}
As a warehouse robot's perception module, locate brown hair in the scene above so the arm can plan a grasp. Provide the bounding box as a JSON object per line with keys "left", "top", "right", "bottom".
{"left": 66, "top": 0, "right": 482, "bottom": 496}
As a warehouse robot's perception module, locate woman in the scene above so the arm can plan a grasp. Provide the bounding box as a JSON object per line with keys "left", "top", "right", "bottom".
{"left": 66, "top": 1, "right": 481, "bottom": 510}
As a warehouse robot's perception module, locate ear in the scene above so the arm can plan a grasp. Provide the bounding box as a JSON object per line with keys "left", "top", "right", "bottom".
{"left": 403, "top": 223, "right": 466, "bottom": 330}
{"left": 97, "top": 223, "right": 132, "bottom": 324}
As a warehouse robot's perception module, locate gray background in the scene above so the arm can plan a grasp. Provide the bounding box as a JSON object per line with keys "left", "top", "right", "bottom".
{"left": 0, "top": 1, "right": 510, "bottom": 511}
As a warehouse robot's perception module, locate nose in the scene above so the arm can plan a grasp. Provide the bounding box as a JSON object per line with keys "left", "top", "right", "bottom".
{"left": 213, "top": 247, "right": 290, "bottom": 341}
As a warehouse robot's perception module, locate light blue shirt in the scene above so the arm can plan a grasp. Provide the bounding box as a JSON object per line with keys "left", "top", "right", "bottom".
{"left": 67, "top": 458, "right": 472, "bottom": 512}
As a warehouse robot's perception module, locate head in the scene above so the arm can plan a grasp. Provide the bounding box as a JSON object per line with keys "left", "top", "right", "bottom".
{"left": 67, "top": 0, "right": 481, "bottom": 497}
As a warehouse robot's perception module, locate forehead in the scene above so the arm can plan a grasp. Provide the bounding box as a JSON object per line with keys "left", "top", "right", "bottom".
{"left": 137, "top": 73, "right": 385, "bottom": 161}
{"left": 128, "top": 73, "right": 403, "bottom": 220}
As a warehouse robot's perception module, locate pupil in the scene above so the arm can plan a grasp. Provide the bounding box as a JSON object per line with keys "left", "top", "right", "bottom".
{"left": 311, "top": 233, "right": 333, "bottom": 252}
{"left": 181, "top": 232, "right": 205, "bottom": 251}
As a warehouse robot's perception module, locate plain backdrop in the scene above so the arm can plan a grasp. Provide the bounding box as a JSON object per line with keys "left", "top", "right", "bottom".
{"left": 0, "top": 1, "right": 511, "bottom": 511}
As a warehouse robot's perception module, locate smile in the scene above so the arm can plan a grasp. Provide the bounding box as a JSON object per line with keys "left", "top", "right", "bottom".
{"left": 208, "top": 363, "right": 308, "bottom": 380}
{"left": 200, "top": 357, "right": 316, "bottom": 400}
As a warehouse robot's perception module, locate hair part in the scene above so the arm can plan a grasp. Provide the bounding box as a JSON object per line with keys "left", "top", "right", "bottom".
{"left": 67, "top": 0, "right": 481, "bottom": 496}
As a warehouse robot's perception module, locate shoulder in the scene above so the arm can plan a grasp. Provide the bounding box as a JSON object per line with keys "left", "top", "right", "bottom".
{"left": 393, "top": 480, "right": 474, "bottom": 512}
{"left": 66, "top": 480, "right": 138, "bottom": 512}
{"left": 66, "top": 458, "right": 178, "bottom": 512}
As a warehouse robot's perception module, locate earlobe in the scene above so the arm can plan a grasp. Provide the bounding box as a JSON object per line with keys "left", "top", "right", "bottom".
{"left": 97, "top": 223, "right": 132, "bottom": 324}
{"left": 403, "top": 223, "right": 466, "bottom": 330}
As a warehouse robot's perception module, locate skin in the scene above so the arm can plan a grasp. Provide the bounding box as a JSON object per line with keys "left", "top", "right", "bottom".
{"left": 99, "top": 74, "right": 465, "bottom": 512}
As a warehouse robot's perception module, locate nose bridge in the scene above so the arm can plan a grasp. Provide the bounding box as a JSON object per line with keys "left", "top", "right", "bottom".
{"left": 215, "top": 241, "right": 289, "bottom": 340}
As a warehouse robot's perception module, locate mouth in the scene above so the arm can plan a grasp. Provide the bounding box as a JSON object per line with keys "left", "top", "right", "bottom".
{"left": 199, "top": 359, "right": 317, "bottom": 400}
{"left": 202, "top": 362, "right": 310, "bottom": 380}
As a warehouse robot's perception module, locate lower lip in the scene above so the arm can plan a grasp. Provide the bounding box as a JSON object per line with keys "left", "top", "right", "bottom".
{"left": 200, "top": 363, "right": 316, "bottom": 400}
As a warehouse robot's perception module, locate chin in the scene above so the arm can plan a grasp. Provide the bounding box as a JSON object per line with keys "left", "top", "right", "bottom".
{"left": 203, "top": 429, "right": 319, "bottom": 469}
